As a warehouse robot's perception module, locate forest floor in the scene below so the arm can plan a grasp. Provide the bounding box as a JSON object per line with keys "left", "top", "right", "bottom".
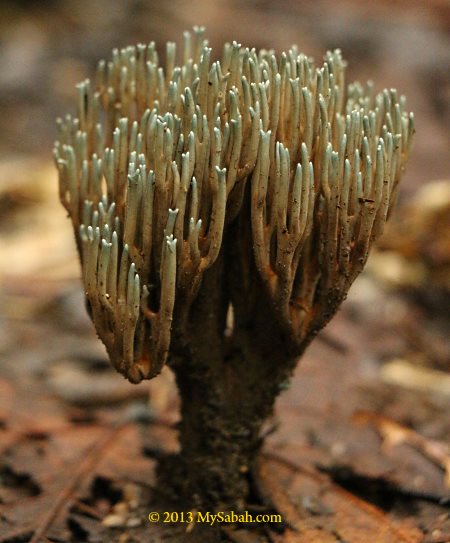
{"left": 0, "top": 1, "right": 449, "bottom": 541}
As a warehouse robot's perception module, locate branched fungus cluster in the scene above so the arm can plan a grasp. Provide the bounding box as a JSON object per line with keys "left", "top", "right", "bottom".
{"left": 54, "top": 27, "right": 414, "bottom": 506}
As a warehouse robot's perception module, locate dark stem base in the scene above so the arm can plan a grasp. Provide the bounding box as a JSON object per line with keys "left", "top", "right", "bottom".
{"left": 159, "top": 299, "right": 300, "bottom": 509}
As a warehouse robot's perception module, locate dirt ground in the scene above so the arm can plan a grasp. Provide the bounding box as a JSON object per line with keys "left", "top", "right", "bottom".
{"left": 0, "top": 1, "right": 449, "bottom": 542}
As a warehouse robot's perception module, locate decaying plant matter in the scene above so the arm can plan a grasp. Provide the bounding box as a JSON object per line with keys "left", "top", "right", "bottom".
{"left": 54, "top": 27, "right": 414, "bottom": 508}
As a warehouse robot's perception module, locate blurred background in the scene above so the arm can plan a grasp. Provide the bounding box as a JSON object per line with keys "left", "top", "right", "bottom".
{"left": 0, "top": 1, "right": 449, "bottom": 540}
{"left": 1, "top": 0, "right": 448, "bottom": 389}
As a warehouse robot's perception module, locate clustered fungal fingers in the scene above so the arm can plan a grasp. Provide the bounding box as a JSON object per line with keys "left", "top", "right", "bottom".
{"left": 246, "top": 54, "right": 414, "bottom": 342}
{"left": 54, "top": 29, "right": 414, "bottom": 381}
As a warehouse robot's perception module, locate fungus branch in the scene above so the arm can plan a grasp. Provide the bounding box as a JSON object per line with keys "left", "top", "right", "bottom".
{"left": 54, "top": 28, "right": 414, "bottom": 385}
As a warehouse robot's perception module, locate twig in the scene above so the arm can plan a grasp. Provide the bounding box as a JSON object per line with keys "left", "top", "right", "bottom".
{"left": 254, "top": 457, "right": 304, "bottom": 532}
{"left": 354, "top": 410, "right": 450, "bottom": 487}
{"left": 29, "top": 418, "right": 128, "bottom": 543}
{"left": 263, "top": 452, "right": 421, "bottom": 543}
{"left": 71, "top": 499, "right": 104, "bottom": 520}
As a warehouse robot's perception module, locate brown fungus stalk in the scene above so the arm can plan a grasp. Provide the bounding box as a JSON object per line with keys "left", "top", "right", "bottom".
{"left": 54, "top": 27, "right": 414, "bottom": 508}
